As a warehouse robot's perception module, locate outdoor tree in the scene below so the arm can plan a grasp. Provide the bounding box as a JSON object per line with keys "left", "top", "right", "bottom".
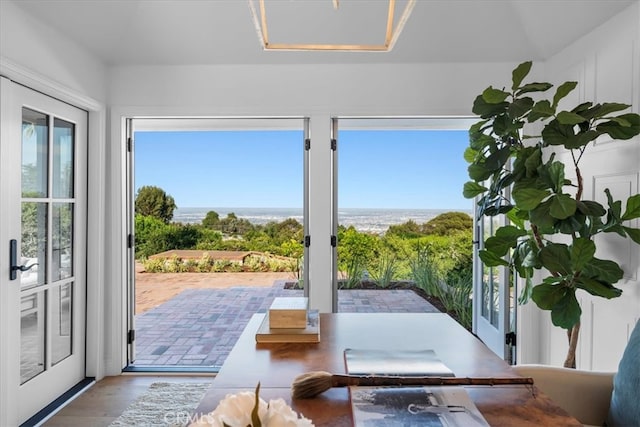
{"left": 202, "top": 210, "right": 220, "bottom": 229}
{"left": 422, "top": 212, "right": 473, "bottom": 236}
{"left": 134, "top": 185, "right": 177, "bottom": 223}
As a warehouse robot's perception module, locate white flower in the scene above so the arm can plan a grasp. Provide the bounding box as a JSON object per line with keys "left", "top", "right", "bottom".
{"left": 264, "top": 399, "right": 314, "bottom": 427}
{"left": 190, "top": 385, "right": 314, "bottom": 427}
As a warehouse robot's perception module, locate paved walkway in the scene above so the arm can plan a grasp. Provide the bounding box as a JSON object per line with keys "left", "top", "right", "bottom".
{"left": 134, "top": 280, "right": 439, "bottom": 367}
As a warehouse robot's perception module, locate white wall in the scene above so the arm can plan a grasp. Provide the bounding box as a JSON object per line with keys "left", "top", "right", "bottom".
{"left": 0, "top": 0, "right": 109, "bottom": 382}
{"left": 0, "top": 1, "right": 107, "bottom": 103}
{"left": 518, "top": 2, "right": 640, "bottom": 371}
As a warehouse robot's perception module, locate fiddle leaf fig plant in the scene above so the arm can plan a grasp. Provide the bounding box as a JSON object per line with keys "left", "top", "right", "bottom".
{"left": 463, "top": 61, "right": 640, "bottom": 368}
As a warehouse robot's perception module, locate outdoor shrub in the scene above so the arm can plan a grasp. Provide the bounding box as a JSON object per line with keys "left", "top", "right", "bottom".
{"left": 410, "top": 247, "right": 443, "bottom": 298}
{"left": 196, "top": 253, "right": 215, "bottom": 272}
{"left": 164, "top": 255, "right": 183, "bottom": 273}
{"left": 370, "top": 254, "right": 398, "bottom": 288}
{"left": 183, "top": 258, "right": 198, "bottom": 272}
{"left": 439, "top": 272, "right": 473, "bottom": 330}
{"left": 213, "top": 259, "right": 232, "bottom": 272}
{"left": 341, "top": 259, "right": 365, "bottom": 289}
{"left": 142, "top": 257, "right": 165, "bottom": 273}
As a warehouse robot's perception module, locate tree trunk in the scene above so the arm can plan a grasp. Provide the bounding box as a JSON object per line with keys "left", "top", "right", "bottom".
{"left": 563, "top": 321, "right": 581, "bottom": 368}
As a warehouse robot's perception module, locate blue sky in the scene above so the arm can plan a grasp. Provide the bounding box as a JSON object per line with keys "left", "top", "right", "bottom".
{"left": 134, "top": 129, "right": 471, "bottom": 210}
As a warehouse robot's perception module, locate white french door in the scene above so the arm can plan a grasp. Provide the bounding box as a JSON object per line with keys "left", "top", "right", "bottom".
{"left": 472, "top": 210, "right": 512, "bottom": 361}
{"left": 0, "top": 78, "right": 87, "bottom": 425}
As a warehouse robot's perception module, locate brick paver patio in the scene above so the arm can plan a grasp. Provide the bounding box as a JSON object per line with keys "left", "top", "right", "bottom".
{"left": 134, "top": 280, "right": 439, "bottom": 368}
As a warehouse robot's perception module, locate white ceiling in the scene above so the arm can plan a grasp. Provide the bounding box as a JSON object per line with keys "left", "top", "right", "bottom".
{"left": 10, "top": 0, "right": 637, "bottom": 66}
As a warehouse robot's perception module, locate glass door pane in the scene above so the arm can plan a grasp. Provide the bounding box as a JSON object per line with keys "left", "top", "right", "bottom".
{"left": 19, "top": 108, "right": 79, "bottom": 382}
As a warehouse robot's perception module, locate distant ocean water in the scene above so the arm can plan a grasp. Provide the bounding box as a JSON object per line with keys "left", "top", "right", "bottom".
{"left": 174, "top": 207, "right": 472, "bottom": 234}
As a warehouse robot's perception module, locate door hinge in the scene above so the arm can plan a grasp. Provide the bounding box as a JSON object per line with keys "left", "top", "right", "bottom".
{"left": 330, "top": 138, "right": 337, "bottom": 151}
{"left": 304, "top": 235, "right": 311, "bottom": 247}
{"left": 330, "top": 235, "right": 337, "bottom": 247}
{"left": 505, "top": 332, "right": 516, "bottom": 346}
{"left": 128, "top": 329, "right": 136, "bottom": 344}
{"left": 127, "top": 137, "right": 133, "bottom": 152}
{"left": 127, "top": 233, "right": 133, "bottom": 249}
{"left": 305, "top": 138, "right": 311, "bottom": 151}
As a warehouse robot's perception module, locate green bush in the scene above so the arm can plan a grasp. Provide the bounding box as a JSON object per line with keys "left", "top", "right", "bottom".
{"left": 370, "top": 254, "right": 398, "bottom": 288}
{"left": 439, "top": 272, "right": 473, "bottom": 330}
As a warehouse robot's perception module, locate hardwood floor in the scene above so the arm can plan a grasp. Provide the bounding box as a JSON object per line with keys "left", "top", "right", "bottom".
{"left": 42, "top": 375, "right": 215, "bottom": 427}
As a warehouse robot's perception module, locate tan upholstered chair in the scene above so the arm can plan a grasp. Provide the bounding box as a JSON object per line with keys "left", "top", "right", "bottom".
{"left": 513, "top": 320, "right": 640, "bottom": 427}
{"left": 511, "top": 364, "right": 614, "bottom": 427}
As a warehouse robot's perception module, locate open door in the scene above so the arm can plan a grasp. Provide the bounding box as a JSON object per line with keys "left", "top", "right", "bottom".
{"left": 472, "top": 208, "right": 514, "bottom": 361}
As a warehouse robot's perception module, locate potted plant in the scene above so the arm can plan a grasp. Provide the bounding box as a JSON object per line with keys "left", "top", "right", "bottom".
{"left": 463, "top": 61, "right": 640, "bottom": 368}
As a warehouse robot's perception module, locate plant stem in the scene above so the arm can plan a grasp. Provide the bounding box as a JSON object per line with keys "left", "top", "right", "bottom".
{"left": 563, "top": 321, "right": 580, "bottom": 368}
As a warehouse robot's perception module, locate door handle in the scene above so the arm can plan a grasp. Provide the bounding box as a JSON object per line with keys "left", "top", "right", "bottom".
{"left": 9, "top": 239, "right": 38, "bottom": 280}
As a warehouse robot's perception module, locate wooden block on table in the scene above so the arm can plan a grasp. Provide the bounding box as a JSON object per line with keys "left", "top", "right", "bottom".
{"left": 256, "top": 310, "right": 320, "bottom": 343}
{"left": 268, "top": 297, "right": 308, "bottom": 329}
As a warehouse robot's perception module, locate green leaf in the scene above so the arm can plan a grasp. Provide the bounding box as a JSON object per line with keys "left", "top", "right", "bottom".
{"left": 605, "top": 188, "right": 622, "bottom": 221}
{"left": 564, "top": 130, "right": 600, "bottom": 149}
{"left": 597, "top": 113, "right": 640, "bottom": 140}
{"left": 467, "top": 163, "right": 493, "bottom": 181}
{"left": 463, "top": 147, "right": 478, "bottom": 163}
{"left": 484, "top": 146, "right": 511, "bottom": 171}
{"left": 512, "top": 61, "right": 532, "bottom": 91}
{"left": 509, "top": 97, "right": 534, "bottom": 119}
{"left": 506, "top": 207, "right": 526, "bottom": 229}
{"left": 550, "top": 194, "right": 577, "bottom": 219}
{"left": 523, "top": 148, "right": 542, "bottom": 176}
{"left": 468, "top": 120, "right": 489, "bottom": 142}
{"left": 469, "top": 133, "right": 495, "bottom": 151}
{"left": 479, "top": 249, "right": 509, "bottom": 267}
{"left": 472, "top": 95, "right": 509, "bottom": 118}
{"left": 495, "top": 225, "right": 528, "bottom": 239}
{"left": 485, "top": 236, "right": 515, "bottom": 257}
{"left": 575, "top": 277, "right": 622, "bottom": 299}
{"left": 552, "top": 81, "right": 578, "bottom": 109}
{"left": 557, "top": 111, "right": 587, "bottom": 125}
{"left": 529, "top": 200, "right": 556, "bottom": 229}
{"left": 558, "top": 216, "right": 584, "bottom": 235}
{"left": 582, "top": 102, "right": 631, "bottom": 120}
{"left": 513, "top": 187, "right": 550, "bottom": 210}
{"left": 623, "top": 226, "right": 640, "bottom": 245}
{"left": 541, "top": 120, "right": 574, "bottom": 146}
{"left": 518, "top": 271, "right": 533, "bottom": 304}
{"left": 547, "top": 161, "right": 566, "bottom": 192}
{"left": 583, "top": 257, "right": 624, "bottom": 284}
{"left": 539, "top": 243, "right": 572, "bottom": 275}
{"left": 252, "top": 382, "right": 262, "bottom": 427}
{"left": 571, "top": 238, "right": 595, "bottom": 271}
{"left": 550, "top": 291, "right": 581, "bottom": 330}
{"left": 531, "top": 282, "right": 566, "bottom": 310}
{"left": 622, "top": 194, "right": 640, "bottom": 221}
{"left": 528, "top": 100, "right": 555, "bottom": 122}
{"left": 576, "top": 200, "right": 606, "bottom": 217}
{"left": 463, "top": 181, "right": 488, "bottom": 198}
{"left": 517, "top": 82, "right": 553, "bottom": 96}
{"left": 603, "top": 223, "right": 627, "bottom": 237}
{"left": 485, "top": 226, "right": 527, "bottom": 256}
{"left": 482, "top": 86, "right": 510, "bottom": 104}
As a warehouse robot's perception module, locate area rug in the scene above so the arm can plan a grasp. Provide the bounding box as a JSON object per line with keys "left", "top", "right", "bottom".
{"left": 109, "top": 382, "right": 211, "bottom": 427}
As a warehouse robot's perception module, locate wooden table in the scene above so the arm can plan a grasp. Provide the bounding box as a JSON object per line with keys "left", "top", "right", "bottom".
{"left": 194, "top": 313, "right": 581, "bottom": 426}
